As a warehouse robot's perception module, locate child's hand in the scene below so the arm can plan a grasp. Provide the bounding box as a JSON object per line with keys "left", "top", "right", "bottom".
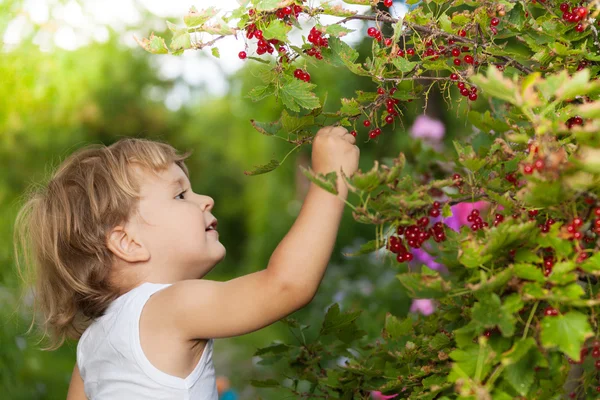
{"left": 311, "top": 126, "right": 360, "bottom": 181}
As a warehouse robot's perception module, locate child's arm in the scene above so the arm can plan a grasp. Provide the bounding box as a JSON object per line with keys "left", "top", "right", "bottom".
{"left": 145, "top": 126, "right": 359, "bottom": 340}
{"left": 66, "top": 363, "right": 87, "bottom": 400}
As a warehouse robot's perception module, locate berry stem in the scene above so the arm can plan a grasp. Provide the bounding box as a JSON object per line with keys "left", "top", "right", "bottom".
{"left": 522, "top": 301, "right": 540, "bottom": 339}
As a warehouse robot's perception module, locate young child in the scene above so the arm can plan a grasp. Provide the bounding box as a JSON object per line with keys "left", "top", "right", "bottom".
{"left": 14, "top": 126, "right": 359, "bottom": 399}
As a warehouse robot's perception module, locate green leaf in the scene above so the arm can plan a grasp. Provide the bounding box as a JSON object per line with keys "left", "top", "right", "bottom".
{"left": 556, "top": 68, "right": 600, "bottom": 101}
{"left": 320, "top": 2, "right": 357, "bottom": 17}
{"left": 300, "top": 166, "right": 338, "bottom": 195}
{"left": 471, "top": 293, "right": 516, "bottom": 336}
{"left": 170, "top": 29, "right": 192, "bottom": 51}
{"left": 349, "top": 161, "right": 384, "bottom": 191}
{"left": 254, "top": 343, "right": 292, "bottom": 356}
{"left": 384, "top": 153, "right": 405, "bottom": 184}
{"left": 244, "top": 159, "right": 280, "bottom": 176}
{"left": 322, "top": 24, "right": 354, "bottom": 37}
{"left": 340, "top": 98, "right": 360, "bottom": 116}
{"left": 514, "top": 263, "right": 545, "bottom": 282}
{"left": 540, "top": 311, "right": 594, "bottom": 361}
{"left": 501, "top": 339, "right": 538, "bottom": 396}
{"left": 391, "top": 57, "right": 418, "bottom": 74}
{"left": 280, "top": 110, "right": 314, "bottom": 134}
{"left": 341, "top": 0, "right": 370, "bottom": 4}
{"left": 470, "top": 67, "right": 519, "bottom": 106}
{"left": 250, "top": 118, "right": 282, "bottom": 136}
{"left": 522, "top": 180, "right": 566, "bottom": 207}
{"left": 396, "top": 271, "right": 451, "bottom": 299}
{"left": 254, "top": 0, "right": 281, "bottom": 11}
{"left": 342, "top": 238, "right": 385, "bottom": 257}
{"left": 211, "top": 47, "right": 220, "bottom": 58}
{"left": 135, "top": 34, "right": 169, "bottom": 54}
{"left": 514, "top": 248, "right": 542, "bottom": 264}
{"left": 183, "top": 6, "right": 218, "bottom": 27}
{"left": 438, "top": 13, "right": 452, "bottom": 33}
{"left": 580, "top": 252, "right": 600, "bottom": 275}
{"left": 262, "top": 19, "right": 292, "bottom": 42}
{"left": 468, "top": 110, "right": 511, "bottom": 134}
{"left": 246, "top": 84, "right": 276, "bottom": 102}
{"left": 553, "top": 283, "right": 585, "bottom": 300}
{"left": 320, "top": 303, "right": 362, "bottom": 336}
{"left": 280, "top": 77, "right": 321, "bottom": 112}
{"left": 482, "top": 221, "right": 537, "bottom": 258}
{"left": 382, "top": 313, "right": 412, "bottom": 340}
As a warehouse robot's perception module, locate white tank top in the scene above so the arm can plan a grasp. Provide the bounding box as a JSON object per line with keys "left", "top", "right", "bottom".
{"left": 77, "top": 282, "right": 218, "bottom": 399}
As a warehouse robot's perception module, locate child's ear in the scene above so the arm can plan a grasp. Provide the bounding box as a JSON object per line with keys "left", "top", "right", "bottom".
{"left": 106, "top": 225, "right": 150, "bottom": 263}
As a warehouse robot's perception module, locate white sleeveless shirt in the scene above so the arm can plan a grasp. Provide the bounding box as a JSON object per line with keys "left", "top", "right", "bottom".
{"left": 77, "top": 282, "right": 218, "bottom": 399}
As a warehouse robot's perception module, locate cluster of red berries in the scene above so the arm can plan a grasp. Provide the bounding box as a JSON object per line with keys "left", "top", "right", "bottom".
{"left": 567, "top": 340, "right": 600, "bottom": 368}
{"left": 563, "top": 216, "right": 591, "bottom": 262}
{"left": 361, "top": 87, "right": 402, "bottom": 139}
{"left": 466, "top": 209, "right": 490, "bottom": 231}
{"left": 505, "top": 172, "right": 519, "bottom": 186}
{"left": 522, "top": 157, "right": 545, "bottom": 175}
{"left": 428, "top": 201, "right": 442, "bottom": 218}
{"left": 305, "top": 26, "right": 329, "bottom": 60}
{"left": 241, "top": 24, "right": 285, "bottom": 56}
{"left": 565, "top": 115, "right": 584, "bottom": 129}
{"left": 559, "top": 3, "right": 589, "bottom": 32}
{"left": 452, "top": 173, "right": 463, "bottom": 186}
{"left": 542, "top": 256, "right": 555, "bottom": 277}
{"left": 293, "top": 68, "right": 311, "bottom": 82}
{"left": 543, "top": 306, "right": 559, "bottom": 316}
{"left": 457, "top": 81, "right": 478, "bottom": 101}
{"left": 274, "top": 4, "right": 303, "bottom": 20}
{"left": 388, "top": 217, "right": 448, "bottom": 263}
{"left": 536, "top": 215, "right": 555, "bottom": 233}
{"left": 489, "top": 17, "right": 500, "bottom": 35}
{"left": 367, "top": 27, "right": 383, "bottom": 42}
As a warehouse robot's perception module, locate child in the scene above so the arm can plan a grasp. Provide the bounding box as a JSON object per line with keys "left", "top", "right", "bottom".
{"left": 14, "top": 126, "right": 359, "bottom": 399}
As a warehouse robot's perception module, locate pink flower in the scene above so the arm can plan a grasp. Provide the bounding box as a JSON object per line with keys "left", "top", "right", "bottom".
{"left": 371, "top": 391, "right": 399, "bottom": 400}
{"left": 409, "top": 115, "right": 445, "bottom": 150}
{"left": 409, "top": 299, "right": 436, "bottom": 315}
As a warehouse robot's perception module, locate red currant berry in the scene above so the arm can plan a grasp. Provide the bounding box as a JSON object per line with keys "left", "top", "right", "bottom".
{"left": 577, "top": 7, "right": 588, "bottom": 18}
{"left": 369, "top": 130, "right": 377, "bottom": 139}
{"left": 544, "top": 306, "right": 557, "bottom": 316}
{"left": 453, "top": 58, "right": 461, "bottom": 66}
{"left": 384, "top": 0, "right": 393, "bottom": 7}
{"left": 350, "top": 130, "right": 357, "bottom": 137}
{"left": 460, "top": 88, "right": 470, "bottom": 96}
{"left": 384, "top": 38, "right": 393, "bottom": 46}
{"left": 596, "top": 359, "right": 600, "bottom": 369}
{"left": 464, "top": 55, "right": 474, "bottom": 64}
{"left": 451, "top": 48, "right": 460, "bottom": 57}
{"left": 407, "top": 48, "right": 415, "bottom": 56}
{"left": 469, "top": 92, "right": 478, "bottom": 101}
{"left": 429, "top": 208, "right": 440, "bottom": 217}
{"left": 377, "top": 87, "right": 385, "bottom": 95}
{"left": 450, "top": 73, "right": 459, "bottom": 80}
{"left": 523, "top": 164, "right": 534, "bottom": 174}
{"left": 374, "top": 128, "right": 382, "bottom": 136}
{"left": 367, "top": 27, "right": 378, "bottom": 37}
{"left": 534, "top": 159, "right": 544, "bottom": 170}
{"left": 457, "top": 82, "right": 465, "bottom": 89}
{"left": 363, "top": 120, "right": 371, "bottom": 127}
{"left": 591, "top": 347, "right": 600, "bottom": 358}
{"left": 491, "top": 17, "right": 500, "bottom": 26}
{"left": 458, "top": 29, "right": 466, "bottom": 37}
{"left": 453, "top": 173, "right": 461, "bottom": 180}
{"left": 385, "top": 115, "right": 394, "bottom": 124}
{"left": 573, "top": 217, "right": 583, "bottom": 227}
{"left": 559, "top": 3, "right": 569, "bottom": 13}
{"left": 254, "top": 29, "right": 263, "bottom": 39}
{"left": 575, "top": 23, "right": 585, "bottom": 33}
{"left": 238, "top": 51, "right": 247, "bottom": 59}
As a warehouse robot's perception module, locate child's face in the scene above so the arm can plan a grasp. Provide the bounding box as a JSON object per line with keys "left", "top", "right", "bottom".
{"left": 129, "top": 162, "right": 226, "bottom": 281}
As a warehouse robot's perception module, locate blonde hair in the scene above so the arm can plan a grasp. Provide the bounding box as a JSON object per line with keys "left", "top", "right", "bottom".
{"left": 13, "top": 137, "right": 193, "bottom": 349}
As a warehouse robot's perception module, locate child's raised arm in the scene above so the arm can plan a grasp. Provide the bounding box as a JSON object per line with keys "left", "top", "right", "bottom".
{"left": 146, "top": 126, "right": 359, "bottom": 340}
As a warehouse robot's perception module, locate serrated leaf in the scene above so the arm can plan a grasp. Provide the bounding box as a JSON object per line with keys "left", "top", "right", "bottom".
{"left": 342, "top": 239, "right": 384, "bottom": 257}
{"left": 184, "top": 6, "right": 218, "bottom": 27}
{"left": 254, "top": 343, "right": 292, "bottom": 356}
{"left": 340, "top": 98, "right": 360, "bottom": 116}
{"left": 470, "top": 67, "right": 519, "bottom": 106}
{"left": 250, "top": 118, "right": 281, "bottom": 136}
{"left": 211, "top": 47, "right": 220, "bottom": 58}
{"left": 322, "top": 24, "right": 354, "bottom": 37}
{"left": 383, "top": 313, "right": 412, "bottom": 339}
{"left": 349, "top": 161, "right": 384, "bottom": 191}
{"left": 391, "top": 57, "right": 418, "bottom": 73}
{"left": 580, "top": 252, "right": 600, "bottom": 275}
{"left": 246, "top": 84, "right": 276, "bottom": 102}
{"left": 244, "top": 159, "right": 280, "bottom": 176}
{"left": 254, "top": 0, "right": 281, "bottom": 11}
{"left": 540, "top": 311, "right": 594, "bottom": 361}
{"left": 396, "top": 272, "right": 451, "bottom": 299}
{"left": 320, "top": 303, "right": 362, "bottom": 336}
{"left": 280, "top": 78, "right": 321, "bottom": 112}
{"left": 501, "top": 340, "right": 538, "bottom": 396}
{"left": 170, "top": 29, "right": 192, "bottom": 51}
{"left": 471, "top": 293, "right": 516, "bottom": 336}
{"left": 300, "top": 165, "right": 338, "bottom": 195}
{"left": 280, "top": 109, "right": 314, "bottom": 134}
{"left": 135, "top": 34, "right": 169, "bottom": 54}
{"left": 262, "top": 19, "right": 291, "bottom": 41}
{"left": 514, "top": 263, "right": 545, "bottom": 282}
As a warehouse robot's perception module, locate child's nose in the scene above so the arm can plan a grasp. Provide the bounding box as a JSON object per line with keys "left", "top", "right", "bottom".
{"left": 200, "top": 195, "right": 214, "bottom": 211}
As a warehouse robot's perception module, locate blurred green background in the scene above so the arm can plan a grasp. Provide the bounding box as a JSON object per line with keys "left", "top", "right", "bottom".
{"left": 0, "top": 0, "right": 474, "bottom": 398}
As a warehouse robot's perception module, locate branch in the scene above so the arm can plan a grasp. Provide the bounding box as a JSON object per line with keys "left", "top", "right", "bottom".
{"left": 333, "top": 11, "right": 533, "bottom": 75}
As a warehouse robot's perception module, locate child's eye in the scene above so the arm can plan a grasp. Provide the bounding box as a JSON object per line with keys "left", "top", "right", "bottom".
{"left": 175, "top": 190, "right": 187, "bottom": 200}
